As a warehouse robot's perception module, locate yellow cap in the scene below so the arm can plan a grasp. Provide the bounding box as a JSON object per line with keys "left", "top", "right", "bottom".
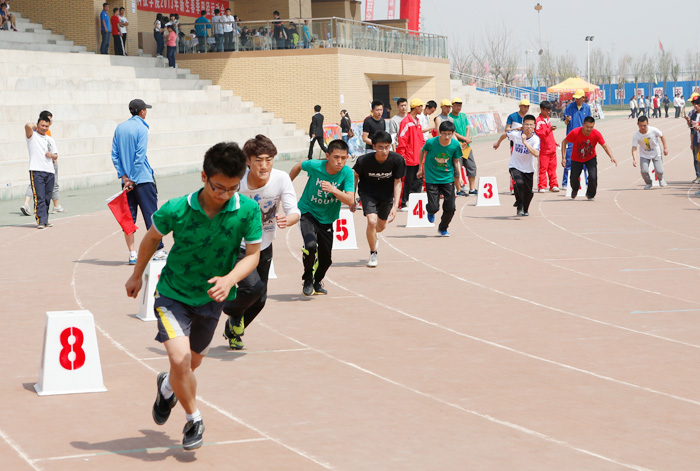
{"left": 451, "top": 97, "right": 463, "bottom": 104}
{"left": 410, "top": 98, "right": 424, "bottom": 108}
{"left": 519, "top": 99, "right": 531, "bottom": 106}
{"left": 573, "top": 89, "right": 585, "bottom": 99}
{"left": 688, "top": 93, "right": 699, "bottom": 102}
{"left": 440, "top": 99, "right": 452, "bottom": 107}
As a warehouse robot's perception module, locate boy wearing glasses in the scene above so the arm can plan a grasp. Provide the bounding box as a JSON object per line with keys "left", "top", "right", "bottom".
{"left": 503, "top": 114, "right": 540, "bottom": 216}
{"left": 350, "top": 131, "right": 405, "bottom": 267}
{"left": 125, "top": 142, "right": 262, "bottom": 451}
{"left": 290, "top": 139, "right": 355, "bottom": 296}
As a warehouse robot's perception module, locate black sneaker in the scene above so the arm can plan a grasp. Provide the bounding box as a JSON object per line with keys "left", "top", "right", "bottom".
{"left": 313, "top": 281, "right": 328, "bottom": 295}
{"left": 182, "top": 419, "right": 205, "bottom": 450}
{"left": 152, "top": 372, "right": 178, "bottom": 425}
{"left": 571, "top": 189, "right": 578, "bottom": 199}
{"left": 302, "top": 279, "right": 314, "bottom": 296}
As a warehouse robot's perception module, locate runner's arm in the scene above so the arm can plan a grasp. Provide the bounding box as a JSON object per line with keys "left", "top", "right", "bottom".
{"left": 601, "top": 143, "right": 617, "bottom": 166}
{"left": 631, "top": 146, "right": 638, "bottom": 167}
{"left": 416, "top": 149, "right": 427, "bottom": 178}
{"left": 349, "top": 171, "right": 359, "bottom": 212}
{"left": 560, "top": 138, "right": 568, "bottom": 167}
{"left": 125, "top": 226, "right": 163, "bottom": 298}
{"left": 289, "top": 161, "right": 303, "bottom": 181}
{"left": 207, "top": 242, "right": 261, "bottom": 302}
{"left": 660, "top": 135, "right": 669, "bottom": 156}
{"left": 320, "top": 181, "right": 354, "bottom": 206}
{"left": 24, "top": 123, "right": 33, "bottom": 139}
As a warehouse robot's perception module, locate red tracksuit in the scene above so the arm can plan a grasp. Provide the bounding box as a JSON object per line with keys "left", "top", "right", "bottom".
{"left": 535, "top": 114, "right": 559, "bottom": 190}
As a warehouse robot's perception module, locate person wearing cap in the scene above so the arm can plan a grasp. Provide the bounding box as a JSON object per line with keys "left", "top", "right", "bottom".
{"left": 684, "top": 94, "right": 700, "bottom": 184}
{"left": 449, "top": 97, "right": 477, "bottom": 194}
{"left": 561, "top": 89, "right": 591, "bottom": 188}
{"left": 434, "top": 99, "right": 453, "bottom": 131}
{"left": 111, "top": 99, "right": 167, "bottom": 264}
{"left": 560, "top": 116, "right": 616, "bottom": 201}
{"left": 397, "top": 98, "right": 426, "bottom": 208}
{"left": 535, "top": 101, "right": 559, "bottom": 192}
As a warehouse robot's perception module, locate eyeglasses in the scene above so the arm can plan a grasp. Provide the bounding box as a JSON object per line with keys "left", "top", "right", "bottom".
{"left": 374, "top": 145, "right": 391, "bottom": 152}
{"left": 207, "top": 179, "right": 238, "bottom": 195}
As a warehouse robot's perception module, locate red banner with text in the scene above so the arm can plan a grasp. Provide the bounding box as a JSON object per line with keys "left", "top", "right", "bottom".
{"left": 137, "top": 0, "right": 231, "bottom": 18}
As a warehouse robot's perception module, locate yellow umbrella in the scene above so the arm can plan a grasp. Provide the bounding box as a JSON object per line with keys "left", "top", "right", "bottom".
{"left": 547, "top": 76, "right": 600, "bottom": 94}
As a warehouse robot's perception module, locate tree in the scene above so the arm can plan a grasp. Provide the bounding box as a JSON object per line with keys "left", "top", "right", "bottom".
{"left": 537, "top": 46, "right": 557, "bottom": 89}
{"left": 555, "top": 52, "right": 578, "bottom": 82}
{"left": 589, "top": 47, "right": 606, "bottom": 86}
{"left": 631, "top": 53, "right": 647, "bottom": 99}
{"left": 449, "top": 42, "right": 473, "bottom": 76}
{"left": 469, "top": 22, "right": 518, "bottom": 85}
{"left": 671, "top": 57, "right": 681, "bottom": 91}
{"left": 601, "top": 51, "right": 614, "bottom": 105}
{"left": 617, "top": 54, "right": 631, "bottom": 105}
{"left": 686, "top": 51, "right": 700, "bottom": 93}
{"left": 657, "top": 50, "right": 673, "bottom": 99}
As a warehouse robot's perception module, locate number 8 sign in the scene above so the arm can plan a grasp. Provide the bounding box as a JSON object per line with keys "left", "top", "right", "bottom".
{"left": 35, "top": 310, "right": 107, "bottom": 396}
{"left": 332, "top": 208, "right": 358, "bottom": 250}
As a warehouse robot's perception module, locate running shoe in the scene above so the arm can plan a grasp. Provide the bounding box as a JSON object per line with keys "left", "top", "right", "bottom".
{"left": 223, "top": 317, "right": 245, "bottom": 350}
{"left": 571, "top": 189, "right": 578, "bottom": 199}
{"left": 153, "top": 249, "right": 168, "bottom": 261}
{"left": 367, "top": 252, "right": 378, "bottom": 268}
{"left": 644, "top": 184, "right": 652, "bottom": 190}
{"left": 538, "top": 188, "right": 547, "bottom": 193}
{"left": 302, "top": 279, "right": 314, "bottom": 296}
{"left": 550, "top": 186, "right": 560, "bottom": 192}
{"left": 468, "top": 189, "right": 478, "bottom": 195}
{"left": 52, "top": 206, "right": 67, "bottom": 214}
{"left": 182, "top": 420, "right": 205, "bottom": 451}
{"left": 129, "top": 253, "right": 137, "bottom": 265}
{"left": 659, "top": 179, "right": 667, "bottom": 187}
{"left": 37, "top": 224, "right": 45, "bottom": 230}
{"left": 20, "top": 205, "right": 30, "bottom": 216}
{"left": 456, "top": 190, "right": 468, "bottom": 197}
{"left": 153, "top": 372, "right": 178, "bottom": 425}
{"left": 427, "top": 213, "right": 435, "bottom": 223}
{"left": 437, "top": 230, "right": 450, "bottom": 237}
{"left": 313, "top": 281, "right": 328, "bottom": 295}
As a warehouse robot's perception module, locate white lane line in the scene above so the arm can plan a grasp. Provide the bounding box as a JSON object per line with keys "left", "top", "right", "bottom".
{"left": 455, "top": 206, "right": 700, "bottom": 349}
{"left": 621, "top": 268, "right": 695, "bottom": 272}
{"left": 67, "top": 229, "right": 334, "bottom": 470}
{"left": 0, "top": 426, "right": 42, "bottom": 471}
{"left": 260, "top": 316, "right": 654, "bottom": 471}
{"left": 32, "top": 438, "right": 269, "bottom": 462}
{"left": 631, "top": 309, "right": 700, "bottom": 314}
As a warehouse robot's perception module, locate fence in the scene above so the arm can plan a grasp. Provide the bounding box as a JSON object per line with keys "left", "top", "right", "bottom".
{"left": 451, "top": 71, "right": 544, "bottom": 105}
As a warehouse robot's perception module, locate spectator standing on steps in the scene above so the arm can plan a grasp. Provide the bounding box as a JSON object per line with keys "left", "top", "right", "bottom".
{"left": 307, "top": 105, "right": 327, "bottom": 160}
{"left": 110, "top": 8, "right": 123, "bottom": 56}
{"left": 153, "top": 13, "right": 164, "bottom": 58}
{"left": 118, "top": 7, "right": 129, "bottom": 54}
{"left": 100, "top": 3, "right": 111, "bottom": 55}
{"left": 111, "top": 99, "right": 167, "bottom": 264}
{"left": 166, "top": 24, "right": 177, "bottom": 68}
{"left": 212, "top": 9, "right": 224, "bottom": 52}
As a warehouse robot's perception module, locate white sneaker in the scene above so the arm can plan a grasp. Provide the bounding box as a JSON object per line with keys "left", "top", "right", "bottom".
{"left": 367, "top": 252, "right": 378, "bottom": 267}
{"left": 153, "top": 249, "right": 168, "bottom": 261}
{"left": 550, "top": 186, "right": 560, "bottom": 192}
{"left": 644, "top": 184, "right": 652, "bottom": 190}
{"left": 52, "top": 205, "right": 67, "bottom": 213}
{"left": 538, "top": 188, "right": 547, "bottom": 193}
{"left": 659, "top": 179, "right": 667, "bottom": 187}
{"left": 398, "top": 206, "right": 408, "bottom": 212}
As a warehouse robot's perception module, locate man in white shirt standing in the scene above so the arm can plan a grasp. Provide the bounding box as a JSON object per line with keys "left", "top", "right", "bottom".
{"left": 631, "top": 115, "right": 668, "bottom": 189}
{"left": 674, "top": 93, "right": 683, "bottom": 118}
{"left": 25, "top": 115, "right": 58, "bottom": 229}
{"left": 222, "top": 8, "right": 235, "bottom": 51}
{"left": 212, "top": 9, "right": 224, "bottom": 52}
{"left": 222, "top": 135, "right": 300, "bottom": 350}
{"left": 389, "top": 97, "right": 408, "bottom": 150}
{"left": 118, "top": 7, "right": 128, "bottom": 54}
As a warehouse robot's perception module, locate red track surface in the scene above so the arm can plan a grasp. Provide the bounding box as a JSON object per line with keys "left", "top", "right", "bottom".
{"left": 2, "top": 114, "right": 700, "bottom": 470}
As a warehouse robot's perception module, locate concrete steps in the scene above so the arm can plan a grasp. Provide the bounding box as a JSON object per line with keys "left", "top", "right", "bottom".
{"left": 0, "top": 15, "right": 309, "bottom": 199}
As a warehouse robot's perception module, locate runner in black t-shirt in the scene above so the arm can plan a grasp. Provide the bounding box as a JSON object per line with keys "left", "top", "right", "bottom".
{"left": 351, "top": 131, "right": 406, "bottom": 268}
{"left": 362, "top": 100, "right": 387, "bottom": 150}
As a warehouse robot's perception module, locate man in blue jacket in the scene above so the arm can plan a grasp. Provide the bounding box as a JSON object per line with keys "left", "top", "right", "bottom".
{"left": 195, "top": 10, "right": 211, "bottom": 53}
{"left": 561, "top": 89, "right": 591, "bottom": 188}
{"left": 111, "top": 99, "right": 167, "bottom": 265}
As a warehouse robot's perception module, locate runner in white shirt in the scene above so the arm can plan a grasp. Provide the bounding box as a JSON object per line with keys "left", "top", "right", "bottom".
{"left": 25, "top": 116, "right": 58, "bottom": 228}
{"left": 631, "top": 115, "right": 668, "bottom": 189}
{"left": 504, "top": 114, "right": 540, "bottom": 216}
{"left": 222, "top": 135, "right": 300, "bottom": 350}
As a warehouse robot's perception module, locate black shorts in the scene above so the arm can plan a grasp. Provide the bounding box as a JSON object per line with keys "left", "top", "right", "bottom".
{"left": 360, "top": 193, "right": 393, "bottom": 220}
{"left": 154, "top": 292, "right": 225, "bottom": 355}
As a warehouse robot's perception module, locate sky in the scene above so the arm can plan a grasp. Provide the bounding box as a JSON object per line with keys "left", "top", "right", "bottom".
{"left": 364, "top": 0, "right": 700, "bottom": 72}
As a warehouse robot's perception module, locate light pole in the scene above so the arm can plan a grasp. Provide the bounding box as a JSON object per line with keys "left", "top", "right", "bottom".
{"left": 534, "top": 3, "right": 543, "bottom": 48}
{"left": 585, "top": 36, "right": 594, "bottom": 83}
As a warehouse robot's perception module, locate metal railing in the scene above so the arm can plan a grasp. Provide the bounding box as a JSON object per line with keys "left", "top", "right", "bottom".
{"left": 171, "top": 17, "right": 447, "bottom": 58}
{"left": 451, "top": 71, "right": 544, "bottom": 105}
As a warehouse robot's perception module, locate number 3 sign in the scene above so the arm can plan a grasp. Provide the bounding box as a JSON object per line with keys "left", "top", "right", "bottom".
{"left": 35, "top": 310, "right": 107, "bottom": 396}
{"left": 332, "top": 208, "right": 358, "bottom": 250}
{"left": 476, "top": 177, "right": 501, "bottom": 207}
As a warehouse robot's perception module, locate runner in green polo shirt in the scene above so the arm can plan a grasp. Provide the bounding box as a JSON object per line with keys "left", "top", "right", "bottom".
{"left": 125, "top": 142, "right": 262, "bottom": 451}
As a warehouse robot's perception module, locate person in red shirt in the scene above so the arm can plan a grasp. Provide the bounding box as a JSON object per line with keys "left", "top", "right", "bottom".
{"left": 560, "top": 116, "right": 617, "bottom": 200}
{"left": 535, "top": 101, "right": 559, "bottom": 192}
{"left": 397, "top": 98, "right": 426, "bottom": 208}
{"left": 110, "top": 8, "right": 123, "bottom": 56}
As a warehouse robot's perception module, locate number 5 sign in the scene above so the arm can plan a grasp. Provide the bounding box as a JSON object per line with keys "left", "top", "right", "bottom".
{"left": 35, "top": 310, "right": 107, "bottom": 396}
{"left": 332, "top": 208, "right": 358, "bottom": 250}
{"left": 476, "top": 176, "right": 501, "bottom": 206}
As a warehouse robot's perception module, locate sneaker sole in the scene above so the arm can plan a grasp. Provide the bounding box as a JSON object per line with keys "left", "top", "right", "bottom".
{"left": 153, "top": 372, "right": 177, "bottom": 426}
{"left": 19, "top": 207, "right": 30, "bottom": 216}
{"left": 182, "top": 423, "right": 205, "bottom": 451}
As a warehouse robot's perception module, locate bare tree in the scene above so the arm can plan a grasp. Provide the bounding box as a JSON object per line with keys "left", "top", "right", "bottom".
{"left": 657, "top": 50, "right": 673, "bottom": 98}
{"left": 449, "top": 42, "right": 473, "bottom": 76}
{"left": 686, "top": 51, "right": 700, "bottom": 92}
{"left": 601, "top": 51, "right": 614, "bottom": 105}
{"left": 631, "top": 53, "right": 647, "bottom": 99}
{"left": 537, "top": 46, "right": 557, "bottom": 89}
{"left": 642, "top": 55, "right": 655, "bottom": 98}
{"left": 555, "top": 52, "right": 578, "bottom": 82}
{"left": 589, "top": 47, "right": 606, "bottom": 85}
{"left": 617, "top": 53, "right": 631, "bottom": 105}
{"left": 671, "top": 56, "right": 681, "bottom": 90}
{"left": 469, "top": 22, "right": 518, "bottom": 85}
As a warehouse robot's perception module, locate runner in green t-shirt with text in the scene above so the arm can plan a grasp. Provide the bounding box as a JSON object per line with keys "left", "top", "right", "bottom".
{"left": 290, "top": 139, "right": 355, "bottom": 296}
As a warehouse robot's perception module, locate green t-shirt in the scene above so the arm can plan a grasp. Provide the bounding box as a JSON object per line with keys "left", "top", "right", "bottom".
{"left": 152, "top": 189, "right": 263, "bottom": 306}
{"left": 297, "top": 159, "right": 354, "bottom": 224}
{"left": 421, "top": 137, "right": 463, "bottom": 184}
{"left": 450, "top": 112, "right": 470, "bottom": 139}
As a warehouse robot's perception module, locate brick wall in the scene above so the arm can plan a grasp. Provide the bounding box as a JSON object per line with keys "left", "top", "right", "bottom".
{"left": 177, "top": 48, "right": 449, "bottom": 132}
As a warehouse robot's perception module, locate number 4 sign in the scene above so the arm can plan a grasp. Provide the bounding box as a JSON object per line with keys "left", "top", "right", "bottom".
{"left": 406, "top": 193, "right": 434, "bottom": 227}
{"left": 332, "top": 208, "right": 358, "bottom": 250}
{"left": 35, "top": 310, "right": 107, "bottom": 396}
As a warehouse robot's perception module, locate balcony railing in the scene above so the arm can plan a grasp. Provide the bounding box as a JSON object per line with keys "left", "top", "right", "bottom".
{"left": 173, "top": 16, "right": 448, "bottom": 59}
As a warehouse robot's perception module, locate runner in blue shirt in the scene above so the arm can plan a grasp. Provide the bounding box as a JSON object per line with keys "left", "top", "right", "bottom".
{"left": 562, "top": 89, "right": 591, "bottom": 187}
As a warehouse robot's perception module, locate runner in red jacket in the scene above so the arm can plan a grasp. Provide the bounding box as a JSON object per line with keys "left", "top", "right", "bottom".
{"left": 535, "top": 100, "right": 559, "bottom": 192}
{"left": 397, "top": 98, "right": 426, "bottom": 207}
